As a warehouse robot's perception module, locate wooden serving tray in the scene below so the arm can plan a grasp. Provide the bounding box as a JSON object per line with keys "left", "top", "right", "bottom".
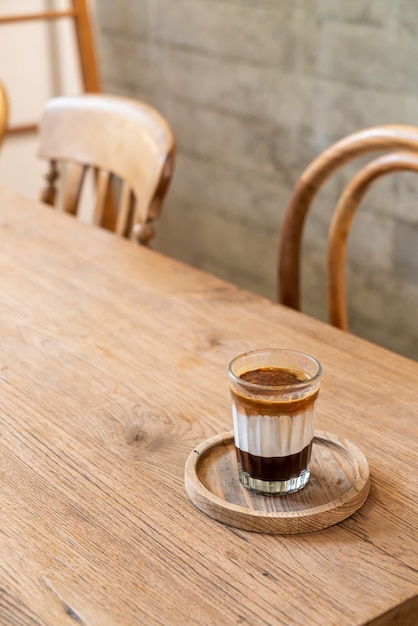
{"left": 185, "top": 431, "right": 370, "bottom": 534}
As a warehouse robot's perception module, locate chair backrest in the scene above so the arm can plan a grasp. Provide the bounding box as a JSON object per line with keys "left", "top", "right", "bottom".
{"left": 37, "top": 93, "right": 175, "bottom": 245}
{"left": 279, "top": 125, "right": 418, "bottom": 331}
{"left": 0, "top": 79, "right": 9, "bottom": 148}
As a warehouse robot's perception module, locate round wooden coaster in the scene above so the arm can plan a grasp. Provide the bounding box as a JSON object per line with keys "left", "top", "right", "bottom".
{"left": 185, "top": 431, "right": 370, "bottom": 534}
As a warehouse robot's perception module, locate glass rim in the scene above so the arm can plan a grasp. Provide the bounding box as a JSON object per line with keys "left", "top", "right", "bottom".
{"left": 227, "top": 348, "right": 322, "bottom": 392}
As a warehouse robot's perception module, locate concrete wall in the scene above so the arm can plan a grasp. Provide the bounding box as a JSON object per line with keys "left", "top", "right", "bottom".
{"left": 95, "top": 2, "right": 418, "bottom": 358}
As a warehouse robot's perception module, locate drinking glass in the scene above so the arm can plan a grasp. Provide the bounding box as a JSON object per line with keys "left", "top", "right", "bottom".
{"left": 228, "top": 348, "right": 322, "bottom": 495}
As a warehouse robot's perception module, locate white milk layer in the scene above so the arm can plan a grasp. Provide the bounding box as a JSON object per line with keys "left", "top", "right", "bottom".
{"left": 232, "top": 406, "right": 316, "bottom": 458}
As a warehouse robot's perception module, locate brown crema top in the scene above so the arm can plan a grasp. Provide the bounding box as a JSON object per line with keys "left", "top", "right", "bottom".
{"left": 232, "top": 366, "right": 318, "bottom": 414}
{"left": 239, "top": 366, "right": 308, "bottom": 386}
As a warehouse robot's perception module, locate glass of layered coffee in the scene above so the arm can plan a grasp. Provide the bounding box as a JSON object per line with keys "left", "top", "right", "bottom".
{"left": 228, "top": 349, "right": 322, "bottom": 495}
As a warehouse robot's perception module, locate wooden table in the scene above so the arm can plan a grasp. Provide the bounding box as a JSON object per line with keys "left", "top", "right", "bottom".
{"left": 0, "top": 187, "right": 417, "bottom": 625}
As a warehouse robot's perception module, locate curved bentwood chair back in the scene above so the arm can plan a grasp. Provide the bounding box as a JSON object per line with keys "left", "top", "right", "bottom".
{"left": 279, "top": 125, "right": 418, "bottom": 330}
{"left": 0, "top": 80, "right": 9, "bottom": 150}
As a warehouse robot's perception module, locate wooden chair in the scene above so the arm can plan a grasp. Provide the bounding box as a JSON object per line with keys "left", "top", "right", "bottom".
{"left": 279, "top": 125, "right": 418, "bottom": 330}
{"left": 38, "top": 93, "right": 175, "bottom": 245}
{"left": 0, "top": 79, "right": 9, "bottom": 148}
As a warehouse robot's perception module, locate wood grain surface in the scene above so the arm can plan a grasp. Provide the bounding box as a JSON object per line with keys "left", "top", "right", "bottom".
{"left": 185, "top": 431, "right": 370, "bottom": 534}
{"left": 0, "top": 188, "right": 417, "bottom": 625}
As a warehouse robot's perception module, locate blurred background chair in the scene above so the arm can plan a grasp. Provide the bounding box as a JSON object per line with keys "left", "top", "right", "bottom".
{"left": 0, "top": 79, "right": 9, "bottom": 149}
{"left": 38, "top": 93, "right": 175, "bottom": 245}
{"left": 279, "top": 125, "right": 418, "bottom": 331}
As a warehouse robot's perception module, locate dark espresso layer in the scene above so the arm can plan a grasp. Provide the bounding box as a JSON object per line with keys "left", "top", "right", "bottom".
{"left": 236, "top": 442, "right": 312, "bottom": 481}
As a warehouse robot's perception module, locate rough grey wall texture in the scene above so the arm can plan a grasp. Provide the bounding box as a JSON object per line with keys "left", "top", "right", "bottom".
{"left": 95, "top": 0, "right": 418, "bottom": 359}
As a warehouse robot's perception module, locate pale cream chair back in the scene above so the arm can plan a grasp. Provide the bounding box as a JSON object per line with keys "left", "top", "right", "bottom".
{"left": 0, "top": 80, "right": 9, "bottom": 148}
{"left": 279, "top": 125, "right": 418, "bottom": 330}
{"left": 38, "top": 94, "right": 175, "bottom": 245}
